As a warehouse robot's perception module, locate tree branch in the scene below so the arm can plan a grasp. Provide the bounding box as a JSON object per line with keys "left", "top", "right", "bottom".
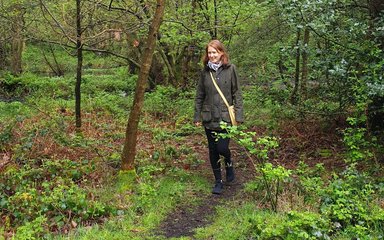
{"left": 39, "top": 0, "right": 76, "bottom": 44}
{"left": 28, "top": 37, "right": 141, "bottom": 68}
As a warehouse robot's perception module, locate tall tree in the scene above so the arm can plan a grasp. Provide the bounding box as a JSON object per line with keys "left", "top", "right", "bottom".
{"left": 10, "top": 3, "right": 25, "bottom": 76}
{"left": 121, "top": 0, "right": 166, "bottom": 171}
{"left": 37, "top": 0, "right": 143, "bottom": 129}
{"left": 0, "top": 1, "right": 27, "bottom": 75}
{"left": 290, "top": 27, "right": 301, "bottom": 105}
{"left": 75, "top": 0, "right": 83, "bottom": 129}
{"left": 366, "top": 0, "right": 384, "bottom": 141}
{"left": 300, "top": 27, "right": 310, "bottom": 101}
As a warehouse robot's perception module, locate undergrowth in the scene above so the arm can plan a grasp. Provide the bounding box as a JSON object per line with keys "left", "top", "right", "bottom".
{"left": 1, "top": 71, "right": 383, "bottom": 239}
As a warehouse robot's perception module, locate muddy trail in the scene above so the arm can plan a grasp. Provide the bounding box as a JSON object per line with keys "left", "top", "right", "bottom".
{"left": 155, "top": 143, "right": 255, "bottom": 239}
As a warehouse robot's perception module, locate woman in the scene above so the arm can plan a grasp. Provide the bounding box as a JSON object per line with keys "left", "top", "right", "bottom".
{"left": 194, "top": 40, "right": 244, "bottom": 194}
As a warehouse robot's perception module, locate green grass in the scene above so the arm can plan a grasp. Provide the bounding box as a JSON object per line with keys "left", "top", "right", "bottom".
{"left": 53, "top": 171, "right": 209, "bottom": 240}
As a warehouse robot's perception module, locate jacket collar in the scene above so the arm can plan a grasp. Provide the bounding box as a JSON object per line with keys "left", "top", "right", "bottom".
{"left": 204, "top": 63, "right": 231, "bottom": 72}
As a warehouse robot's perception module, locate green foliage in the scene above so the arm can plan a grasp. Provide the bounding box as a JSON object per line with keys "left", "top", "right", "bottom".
{"left": 0, "top": 121, "right": 16, "bottom": 151}
{"left": 142, "top": 86, "right": 198, "bottom": 136}
{"left": 342, "top": 117, "right": 375, "bottom": 164}
{"left": 1, "top": 2, "right": 383, "bottom": 237}
{"left": 252, "top": 211, "right": 331, "bottom": 240}
{"left": 295, "top": 161, "right": 326, "bottom": 204}
{"left": 242, "top": 86, "right": 284, "bottom": 129}
{"left": 0, "top": 73, "right": 30, "bottom": 99}
{"left": 23, "top": 44, "right": 76, "bottom": 75}
{"left": 23, "top": 44, "right": 123, "bottom": 75}
{"left": 13, "top": 215, "right": 48, "bottom": 240}
{"left": 0, "top": 159, "right": 114, "bottom": 234}
{"left": 144, "top": 86, "right": 193, "bottom": 120}
{"left": 196, "top": 203, "right": 331, "bottom": 240}
{"left": 319, "top": 165, "right": 384, "bottom": 237}
{"left": 0, "top": 102, "right": 31, "bottom": 124}
{"left": 0, "top": 73, "right": 73, "bottom": 101}
{"left": 220, "top": 124, "right": 290, "bottom": 212}
{"left": 85, "top": 92, "right": 132, "bottom": 120}
{"left": 82, "top": 68, "right": 137, "bottom": 95}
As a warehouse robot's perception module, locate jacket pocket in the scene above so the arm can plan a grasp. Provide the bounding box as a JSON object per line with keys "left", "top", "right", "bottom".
{"left": 221, "top": 108, "right": 231, "bottom": 122}
{"left": 201, "top": 105, "right": 212, "bottom": 122}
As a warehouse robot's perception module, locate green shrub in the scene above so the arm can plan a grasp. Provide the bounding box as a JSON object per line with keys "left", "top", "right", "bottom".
{"left": 220, "top": 124, "right": 291, "bottom": 212}
{"left": 343, "top": 118, "right": 375, "bottom": 164}
{"left": 13, "top": 215, "right": 48, "bottom": 240}
{"left": 0, "top": 73, "right": 30, "bottom": 98}
{"left": 86, "top": 92, "right": 132, "bottom": 119}
{"left": 252, "top": 211, "right": 331, "bottom": 240}
{"left": 82, "top": 71, "right": 137, "bottom": 95}
{"left": 295, "top": 161, "right": 326, "bottom": 204}
{"left": 319, "top": 165, "right": 384, "bottom": 237}
{"left": 0, "top": 159, "right": 115, "bottom": 233}
{"left": 23, "top": 44, "right": 76, "bottom": 75}
{"left": 196, "top": 204, "right": 331, "bottom": 240}
{"left": 144, "top": 86, "right": 194, "bottom": 121}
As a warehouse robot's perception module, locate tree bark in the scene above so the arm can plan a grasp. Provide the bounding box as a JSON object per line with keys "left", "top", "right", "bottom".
{"left": 0, "top": 42, "right": 6, "bottom": 71}
{"left": 300, "top": 27, "right": 310, "bottom": 101}
{"left": 75, "top": 0, "right": 83, "bottom": 129}
{"left": 121, "top": 0, "right": 166, "bottom": 171}
{"left": 10, "top": 4, "right": 24, "bottom": 76}
{"left": 290, "top": 27, "right": 301, "bottom": 105}
{"left": 213, "top": 0, "right": 218, "bottom": 39}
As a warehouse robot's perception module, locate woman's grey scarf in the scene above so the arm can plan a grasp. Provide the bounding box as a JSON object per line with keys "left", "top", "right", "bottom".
{"left": 208, "top": 61, "right": 222, "bottom": 71}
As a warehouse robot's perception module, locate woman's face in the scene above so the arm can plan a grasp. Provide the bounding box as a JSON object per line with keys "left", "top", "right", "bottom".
{"left": 207, "top": 46, "right": 223, "bottom": 63}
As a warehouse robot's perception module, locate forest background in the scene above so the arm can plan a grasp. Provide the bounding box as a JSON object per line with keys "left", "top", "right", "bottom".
{"left": 0, "top": 0, "right": 383, "bottom": 239}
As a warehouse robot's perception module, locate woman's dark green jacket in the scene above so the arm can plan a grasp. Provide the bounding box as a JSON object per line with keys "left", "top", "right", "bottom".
{"left": 194, "top": 64, "right": 244, "bottom": 130}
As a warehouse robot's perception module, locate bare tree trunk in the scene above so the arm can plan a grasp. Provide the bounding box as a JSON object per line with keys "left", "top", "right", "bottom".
{"left": 182, "top": 46, "right": 193, "bottom": 89}
{"left": 290, "top": 27, "right": 301, "bottom": 105}
{"left": 121, "top": 0, "right": 166, "bottom": 171}
{"left": 0, "top": 42, "right": 6, "bottom": 71}
{"left": 158, "top": 47, "right": 175, "bottom": 84}
{"left": 75, "top": 0, "right": 83, "bottom": 130}
{"left": 10, "top": 4, "right": 24, "bottom": 76}
{"left": 300, "top": 27, "right": 310, "bottom": 101}
{"left": 213, "top": 0, "right": 218, "bottom": 39}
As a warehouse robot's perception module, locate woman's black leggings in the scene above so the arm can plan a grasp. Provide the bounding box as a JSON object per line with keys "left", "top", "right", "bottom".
{"left": 204, "top": 128, "right": 232, "bottom": 170}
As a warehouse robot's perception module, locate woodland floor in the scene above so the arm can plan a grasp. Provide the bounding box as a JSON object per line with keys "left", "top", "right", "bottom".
{"left": 155, "top": 139, "right": 255, "bottom": 239}
{"left": 154, "top": 119, "right": 346, "bottom": 238}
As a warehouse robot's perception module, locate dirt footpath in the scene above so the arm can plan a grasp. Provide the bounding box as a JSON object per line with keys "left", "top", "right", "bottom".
{"left": 155, "top": 143, "right": 254, "bottom": 238}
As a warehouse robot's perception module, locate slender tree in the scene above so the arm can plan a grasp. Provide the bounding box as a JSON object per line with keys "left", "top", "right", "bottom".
{"left": 300, "top": 27, "right": 310, "bottom": 101}
{"left": 75, "top": 0, "right": 83, "bottom": 129}
{"left": 121, "top": 0, "right": 166, "bottom": 171}
{"left": 290, "top": 27, "right": 301, "bottom": 105}
{"left": 37, "top": 0, "right": 144, "bottom": 129}
{"left": 10, "top": 4, "right": 24, "bottom": 75}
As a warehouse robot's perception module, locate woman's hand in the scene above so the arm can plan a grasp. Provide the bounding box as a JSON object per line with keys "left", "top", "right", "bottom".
{"left": 194, "top": 122, "right": 202, "bottom": 127}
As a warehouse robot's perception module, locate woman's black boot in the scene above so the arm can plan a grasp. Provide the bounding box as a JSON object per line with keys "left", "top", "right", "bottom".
{"left": 212, "top": 169, "right": 223, "bottom": 194}
{"left": 226, "top": 166, "right": 235, "bottom": 183}
{"left": 212, "top": 180, "right": 223, "bottom": 194}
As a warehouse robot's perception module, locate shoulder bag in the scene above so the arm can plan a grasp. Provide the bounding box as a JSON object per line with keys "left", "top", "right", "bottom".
{"left": 209, "top": 72, "right": 238, "bottom": 126}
